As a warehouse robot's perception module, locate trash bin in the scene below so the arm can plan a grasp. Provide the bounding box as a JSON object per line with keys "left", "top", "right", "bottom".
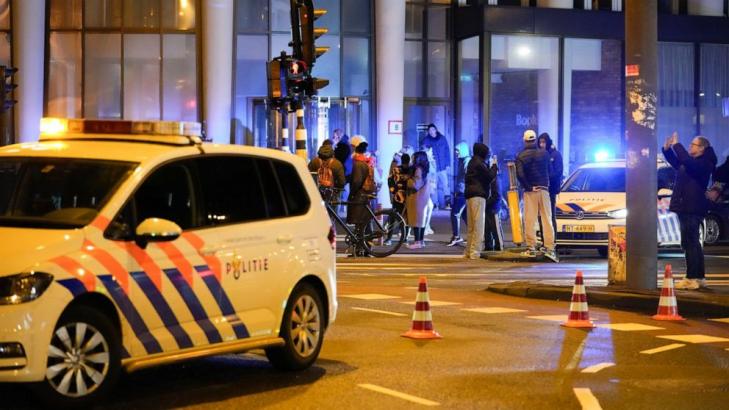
{"left": 607, "top": 224, "right": 626, "bottom": 284}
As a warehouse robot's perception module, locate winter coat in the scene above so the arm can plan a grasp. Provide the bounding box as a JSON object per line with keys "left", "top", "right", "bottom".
{"left": 662, "top": 143, "right": 718, "bottom": 216}
{"left": 454, "top": 156, "right": 470, "bottom": 195}
{"left": 420, "top": 132, "right": 450, "bottom": 172}
{"left": 309, "top": 145, "right": 346, "bottom": 189}
{"left": 347, "top": 158, "right": 371, "bottom": 224}
{"left": 516, "top": 144, "right": 550, "bottom": 191}
{"left": 334, "top": 140, "right": 353, "bottom": 178}
{"left": 405, "top": 166, "right": 431, "bottom": 227}
{"left": 465, "top": 143, "right": 497, "bottom": 200}
{"left": 547, "top": 148, "right": 564, "bottom": 195}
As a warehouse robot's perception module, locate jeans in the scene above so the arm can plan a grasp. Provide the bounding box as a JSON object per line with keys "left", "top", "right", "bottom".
{"left": 465, "top": 197, "right": 485, "bottom": 259}
{"left": 450, "top": 193, "right": 467, "bottom": 238}
{"left": 523, "top": 190, "right": 555, "bottom": 250}
{"left": 436, "top": 170, "right": 450, "bottom": 209}
{"left": 484, "top": 211, "right": 503, "bottom": 251}
{"left": 678, "top": 213, "right": 705, "bottom": 279}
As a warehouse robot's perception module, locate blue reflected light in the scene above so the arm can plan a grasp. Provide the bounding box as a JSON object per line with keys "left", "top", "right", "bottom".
{"left": 594, "top": 149, "right": 612, "bottom": 162}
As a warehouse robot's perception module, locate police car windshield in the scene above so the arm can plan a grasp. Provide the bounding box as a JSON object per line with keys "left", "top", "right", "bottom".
{"left": 562, "top": 167, "right": 625, "bottom": 193}
{"left": 0, "top": 158, "right": 136, "bottom": 229}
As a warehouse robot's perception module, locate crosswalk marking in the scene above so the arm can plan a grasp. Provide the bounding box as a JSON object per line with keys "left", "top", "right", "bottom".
{"left": 400, "top": 300, "right": 461, "bottom": 307}
{"left": 708, "top": 318, "right": 729, "bottom": 324}
{"left": 657, "top": 334, "right": 729, "bottom": 344}
{"left": 581, "top": 362, "right": 615, "bottom": 374}
{"left": 527, "top": 315, "right": 567, "bottom": 322}
{"left": 573, "top": 388, "right": 603, "bottom": 410}
{"left": 351, "top": 307, "right": 408, "bottom": 317}
{"left": 640, "top": 343, "right": 686, "bottom": 354}
{"left": 596, "top": 323, "right": 664, "bottom": 331}
{"left": 463, "top": 307, "right": 527, "bottom": 314}
{"left": 340, "top": 293, "right": 402, "bottom": 300}
{"left": 358, "top": 384, "right": 440, "bottom": 407}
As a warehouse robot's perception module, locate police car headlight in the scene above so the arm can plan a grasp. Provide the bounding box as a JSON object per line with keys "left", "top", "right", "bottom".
{"left": 608, "top": 209, "right": 628, "bottom": 219}
{"left": 0, "top": 272, "right": 54, "bottom": 305}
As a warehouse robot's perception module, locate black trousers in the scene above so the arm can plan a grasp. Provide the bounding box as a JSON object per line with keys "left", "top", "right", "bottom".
{"left": 678, "top": 213, "right": 705, "bottom": 279}
{"left": 483, "top": 211, "right": 503, "bottom": 251}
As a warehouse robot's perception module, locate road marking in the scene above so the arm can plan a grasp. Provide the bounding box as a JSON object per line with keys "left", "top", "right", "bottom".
{"left": 640, "top": 343, "right": 686, "bottom": 355}
{"left": 351, "top": 307, "right": 408, "bottom": 317}
{"left": 596, "top": 323, "right": 664, "bottom": 331}
{"left": 400, "top": 300, "right": 462, "bottom": 307}
{"left": 573, "top": 388, "right": 603, "bottom": 410}
{"left": 708, "top": 318, "right": 729, "bottom": 324}
{"left": 581, "top": 362, "right": 615, "bottom": 374}
{"left": 358, "top": 383, "right": 440, "bottom": 406}
{"left": 340, "top": 293, "right": 402, "bottom": 300}
{"left": 463, "top": 307, "right": 527, "bottom": 314}
{"left": 527, "top": 315, "right": 567, "bottom": 322}
{"left": 657, "top": 334, "right": 729, "bottom": 344}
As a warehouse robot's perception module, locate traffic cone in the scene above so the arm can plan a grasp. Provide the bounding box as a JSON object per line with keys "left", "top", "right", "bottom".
{"left": 652, "top": 264, "right": 685, "bottom": 321}
{"left": 561, "top": 271, "right": 596, "bottom": 328}
{"left": 402, "top": 276, "right": 442, "bottom": 339}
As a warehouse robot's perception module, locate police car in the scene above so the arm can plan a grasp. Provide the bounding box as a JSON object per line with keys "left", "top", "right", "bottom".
{"left": 0, "top": 118, "right": 337, "bottom": 406}
{"left": 555, "top": 159, "right": 695, "bottom": 256}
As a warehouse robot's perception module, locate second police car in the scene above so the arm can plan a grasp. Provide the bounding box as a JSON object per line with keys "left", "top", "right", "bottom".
{"left": 555, "top": 158, "right": 702, "bottom": 256}
{"left": 0, "top": 118, "right": 337, "bottom": 406}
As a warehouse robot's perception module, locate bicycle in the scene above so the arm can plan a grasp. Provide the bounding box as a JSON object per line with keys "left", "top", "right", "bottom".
{"left": 321, "top": 187, "right": 406, "bottom": 257}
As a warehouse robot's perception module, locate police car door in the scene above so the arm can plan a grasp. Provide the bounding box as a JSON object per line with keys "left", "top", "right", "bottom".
{"left": 192, "top": 155, "right": 292, "bottom": 340}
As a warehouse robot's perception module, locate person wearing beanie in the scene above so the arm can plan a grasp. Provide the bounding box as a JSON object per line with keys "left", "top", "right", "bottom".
{"left": 447, "top": 141, "right": 472, "bottom": 247}
{"left": 463, "top": 142, "right": 498, "bottom": 259}
{"left": 538, "top": 132, "right": 563, "bottom": 234}
{"left": 309, "top": 143, "right": 345, "bottom": 189}
{"left": 516, "top": 129, "right": 558, "bottom": 262}
{"left": 347, "top": 141, "right": 374, "bottom": 256}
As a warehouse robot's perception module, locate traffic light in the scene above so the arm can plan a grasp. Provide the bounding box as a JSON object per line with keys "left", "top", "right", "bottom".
{"left": 290, "top": 0, "right": 329, "bottom": 96}
{"left": 267, "top": 59, "right": 283, "bottom": 100}
{"left": 0, "top": 66, "right": 17, "bottom": 114}
{"left": 285, "top": 58, "right": 308, "bottom": 95}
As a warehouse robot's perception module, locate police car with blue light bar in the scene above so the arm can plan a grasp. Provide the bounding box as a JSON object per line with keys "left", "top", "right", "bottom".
{"left": 0, "top": 118, "right": 337, "bottom": 406}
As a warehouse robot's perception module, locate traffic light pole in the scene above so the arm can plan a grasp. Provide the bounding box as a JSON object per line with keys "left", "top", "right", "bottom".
{"left": 295, "top": 104, "right": 307, "bottom": 160}
{"left": 625, "top": 0, "right": 658, "bottom": 290}
{"left": 280, "top": 106, "right": 290, "bottom": 152}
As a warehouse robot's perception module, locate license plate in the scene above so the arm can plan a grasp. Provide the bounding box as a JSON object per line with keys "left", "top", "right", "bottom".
{"left": 564, "top": 225, "right": 595, "bottom": 233}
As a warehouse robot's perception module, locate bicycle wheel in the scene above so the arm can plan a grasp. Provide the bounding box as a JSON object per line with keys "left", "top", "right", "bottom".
{"left": 362, "top": 209, "right": 406, "bottom": 257}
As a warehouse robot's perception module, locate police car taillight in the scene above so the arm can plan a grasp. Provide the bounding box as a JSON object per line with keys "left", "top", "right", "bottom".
{"left": 39, "top": 118, "right": 203, "bottom": 145}
{"left": 328, "top": 225, "right": 336, "bottom": 250}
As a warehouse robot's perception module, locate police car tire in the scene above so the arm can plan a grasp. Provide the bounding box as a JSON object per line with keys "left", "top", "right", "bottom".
{"left": 266, "top": 283, "right": 325, "bottom": 371}
{"left": 33, "top": 306, "right": 122, "bottom": 408}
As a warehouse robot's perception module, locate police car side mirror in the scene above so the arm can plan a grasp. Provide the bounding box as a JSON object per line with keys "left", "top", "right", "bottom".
{"left": 135, "top": 218, "right": 182, "bottom": 249}
{"left": 657, "top": 188, "right": 673, "bottom": 198}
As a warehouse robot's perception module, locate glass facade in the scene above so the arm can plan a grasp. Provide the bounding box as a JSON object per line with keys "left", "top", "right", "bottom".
{"left": 46, "top": 0, "right": 198, "bottom": 121}
{"left": 456, "top": 36, "right": 480, "bottom": 148}
{"left": 233, "top": 0, "right": 373, "bottom": 149}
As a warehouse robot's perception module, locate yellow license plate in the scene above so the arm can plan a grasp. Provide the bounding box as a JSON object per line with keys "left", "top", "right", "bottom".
{"left": 564, "top": 225, "right": 595, "bottom": 233}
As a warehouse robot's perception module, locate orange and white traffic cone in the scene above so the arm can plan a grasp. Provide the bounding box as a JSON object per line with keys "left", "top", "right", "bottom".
{"left": 402, "top": 276, "right": 443, "bottom": 339}
{"left": 653, "top": 264, "right": 685, "bottom": 321}
{"left": 561, "top": 271, "right": 596, "bottom": 328}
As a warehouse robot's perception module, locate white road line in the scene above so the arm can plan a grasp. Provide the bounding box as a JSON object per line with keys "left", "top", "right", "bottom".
{"left": 358, "top": 383, "right": 440, "bottom": 407}
{"left": 708, "top": 318, "right": 729, "bottom": 324}
{"left": 573, "top": 388, "right": 603, "bottom": 410}
{"left": 581, "top": 362, "right": 615, "bottom": 374}
{"left": 463, "top": 307, "right": 527, "bottom": 314}
{"left": 339, "top": 293, "right": 402, "bottom": 300}
{"left": 657, "top": 334, "right": 729, "bottom": 344}
{"left": 640, "top": 343, "right": 686, "bottom": 355}
{"left": 400, "top": 300, "right": 462, "bottom": 307}
{"left": 596, "top": 323, "right": 664, "bottom": 331}
{"left": 351, "top": 307, "right": 408, "bottom": 317}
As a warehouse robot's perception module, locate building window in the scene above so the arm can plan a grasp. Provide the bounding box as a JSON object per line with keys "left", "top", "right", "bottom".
{"left": 657, "top": 42, "right": 695, "bottom": 154}
{"left": 233, "top": 0, "right": 372, "bottom": 148}
{"left": 700, "top": 43, "right": 729, "bottom": 160}
{"left": 489, "top": 35, "right": 559, "bottom": 163}
{"left": 405, "top": 1, "right": 451, "bottom": 98}
{"left": 46, "top": 0, "right": 199, "bottom": 121}
{"left": 457, "top": 36, "right": 480, "bottom": 147}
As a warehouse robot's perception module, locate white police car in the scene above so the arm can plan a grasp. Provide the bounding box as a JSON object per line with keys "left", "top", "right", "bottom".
{"left": 555, "top": 159, "right": 694, "bottom": 256}
{"left": 0, "top": 118, "right": 337, "bottom": 406}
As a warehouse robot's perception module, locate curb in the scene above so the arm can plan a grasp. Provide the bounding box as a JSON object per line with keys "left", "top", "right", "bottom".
{"left": 487, "top": 281, "right": 729, "bottom": 318}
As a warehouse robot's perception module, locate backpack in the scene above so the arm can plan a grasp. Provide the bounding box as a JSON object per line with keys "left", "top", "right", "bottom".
{"left": 318, "top": 158, "right": 334, "bottom": 188}
{"left": 362, "top": 162, "right": 376, "bottom": 193}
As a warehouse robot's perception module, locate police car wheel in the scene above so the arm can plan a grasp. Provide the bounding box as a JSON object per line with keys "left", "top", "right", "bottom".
{"left": 266, "top": 284, "right": 324, "bottom": 371}
{"left": 34, "top": 306, "right": 121, "bottom": 408}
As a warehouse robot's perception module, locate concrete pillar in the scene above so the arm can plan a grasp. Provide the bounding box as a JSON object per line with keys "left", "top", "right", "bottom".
{"left": 202, "top": 0, "right": 234, "bottom": 143}
{"left": 625, "top": 0, "right": 658, "bottom": 290}
{"left": 12, "top": 0, "right": 45, "bottom": 143}
{"left": 375, "top": 0, "right": 405, "bottom": 208}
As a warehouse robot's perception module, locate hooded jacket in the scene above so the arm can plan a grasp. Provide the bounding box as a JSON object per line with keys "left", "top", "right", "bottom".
{"left": 465, "top": 143, "right": 497, "bottom": 200}
{"left": 516, "top": 142, "right": 550, "bottom": 191}
{"left": 662, "top": 143, "right": 718, "bottom": 216}
{"left": 454, "top": 142, "right": 471, "bottom": 195}
{"left": 334, "top": 135, "right": 353, "bottom": 177}
{"left": 420, "top": 130, "right": 451, "bottom": 172}
{"left": 309, "top": 144, "right": 346, "bottom": 189}
{"left": 539, "top": 134, "right": 564, "bottom": 195}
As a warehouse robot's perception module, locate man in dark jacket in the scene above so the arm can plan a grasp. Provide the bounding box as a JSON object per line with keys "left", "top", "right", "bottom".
{"left": 484, "top": 171, "right": 503, "bottom": 251}
{"left": 347, "top": 142, "right": 373, "bottom": 256}
{"left": 447, "top": 141, "right": 471, "bottom": 246}
{"left": 662, "top": 132, "right": 717, "bottom": 289}
{"left": 464, "top": 143, "right": 497, "bottom": 259}
{"left": 516, "top": 130, "right": 557, "bottom": 262}
{"left": 538, "top": 132, "right": 563, "bottom": 234}
{"left": 420, "top": 124, "right": 451, "bottom": 209}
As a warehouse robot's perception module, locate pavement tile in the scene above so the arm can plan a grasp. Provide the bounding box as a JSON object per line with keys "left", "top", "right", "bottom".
{"left": 596, "top": 323, "right": 664, "bottom": 331}
{"left": 339, "top": 293, "right": 402, "bottom": 300}
{"left": 657, "top": 334, "right": 729, "bottom": 344}
{"left": 463, "top": 307, "right": 527, "bottom": 314}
